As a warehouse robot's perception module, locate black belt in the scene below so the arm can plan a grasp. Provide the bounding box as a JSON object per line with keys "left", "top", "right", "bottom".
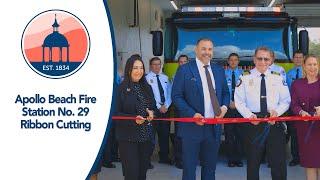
{"left": 253, "top": 112, "right": 286, "bottom": 130}
{"left": 253, "top": 112, "right": 270, "bottom": 118}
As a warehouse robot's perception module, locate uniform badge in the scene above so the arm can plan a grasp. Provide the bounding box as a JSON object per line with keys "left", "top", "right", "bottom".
{"left": 249, "top": 79, "right": 254, "bottom": 86}
{"left": 236, "top": 79, "right": 242, "bottom": 87}
{"left": 227, "top": 79, "right": 231, "bottom": 85}
{"left": 150, "top": 79, "right": 153, "bottom": 83}
{"left": 242, "top": 70, "right": 250, "bottom": 76}
{"left": 282, "top": 80, "right": 288, "bottom": 86}
{"left": 271, "top": 71, "right": 280, "bottom": 76}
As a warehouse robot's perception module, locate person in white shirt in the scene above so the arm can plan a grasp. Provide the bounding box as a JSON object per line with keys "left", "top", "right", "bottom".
{"left": 234, "top": 46, "right": 290, "bottom": 180}
{"left": 146, "top": 57, "right": 172, "bottom": 164}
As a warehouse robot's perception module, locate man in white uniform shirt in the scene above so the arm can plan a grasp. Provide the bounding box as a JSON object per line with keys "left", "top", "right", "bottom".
{"left": 234, "top": 47, "right": 291, "bottom": 180}
{"left": 146, "top": 57, "right": 172, "bottom": 164}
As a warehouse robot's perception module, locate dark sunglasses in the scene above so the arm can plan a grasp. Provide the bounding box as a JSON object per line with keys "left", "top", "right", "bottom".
{"left": 256, "top": 57, "right": 270, "bottom": 61}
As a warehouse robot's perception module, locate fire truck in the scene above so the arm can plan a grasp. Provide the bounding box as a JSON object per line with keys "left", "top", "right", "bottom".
{"left": 152, "top": 6, "right": 309, "bottom": 79}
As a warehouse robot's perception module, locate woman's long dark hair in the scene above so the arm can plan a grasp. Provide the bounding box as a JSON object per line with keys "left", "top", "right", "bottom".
{"left": 122, "top": 54, "right": 152, "bottom": 97}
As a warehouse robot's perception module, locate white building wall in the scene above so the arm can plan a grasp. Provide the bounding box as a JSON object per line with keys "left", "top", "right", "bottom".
{"left": 107, "top": 0, "right": 165, "bottom": 75}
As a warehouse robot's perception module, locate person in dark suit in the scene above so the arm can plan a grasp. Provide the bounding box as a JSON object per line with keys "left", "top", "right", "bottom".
{"left": 172, "top": 38, "right": 230, "bottom": 180}
{"left": 114, "top": 54, "right": 157, "bottom": 180}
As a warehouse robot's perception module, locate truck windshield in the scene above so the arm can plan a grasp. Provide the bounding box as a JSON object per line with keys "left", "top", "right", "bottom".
{"left": 175, "top": 27, "right": 292, "bottom": 61}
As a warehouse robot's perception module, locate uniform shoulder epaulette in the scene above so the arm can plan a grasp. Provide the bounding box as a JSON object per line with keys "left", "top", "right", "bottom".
{"left": 242, "top": 70, "right": 251, "bottom": 76}
{"left": 236, "top": 78, "right": 242, "bottom": 87}
{"left": 271, "top": 71, "right": 280, "bottom": 76}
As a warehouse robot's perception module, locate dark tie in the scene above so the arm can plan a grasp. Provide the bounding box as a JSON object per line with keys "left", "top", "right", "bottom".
{"left": 156, "top": 74, "right": 165, "bottom": 104}
{"left": 204, "top": 65, "right": 221, "bottom": 116}
{"left": 296, "top": 68, "right": 300, "bottom": 79}
{"left": 260, "top": 74, "right": 268, "bottom": 114}
{"left": 231, "top": 71, "right": 236, "bottom": 101}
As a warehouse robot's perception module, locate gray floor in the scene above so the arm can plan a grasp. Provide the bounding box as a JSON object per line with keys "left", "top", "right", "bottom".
{"left": 98, "top": 160, "right": 305, "bottom": 180}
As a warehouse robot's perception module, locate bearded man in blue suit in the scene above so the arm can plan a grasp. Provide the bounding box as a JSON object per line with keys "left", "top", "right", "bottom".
{"left": 172, "top": 38, "right": 230, "bottom": 180}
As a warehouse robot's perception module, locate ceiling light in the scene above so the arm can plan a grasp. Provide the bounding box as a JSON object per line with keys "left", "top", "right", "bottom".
{"left": 170, "top": 0, "right": 178, "bottom": 10}
{"left": 268, "top": 0, "right": 276, "bottom": 7}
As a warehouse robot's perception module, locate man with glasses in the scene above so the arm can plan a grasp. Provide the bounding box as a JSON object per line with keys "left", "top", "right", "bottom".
{"left": 146, "top": 57, "right": 172, "bottom": 165}
{"left": 234, "top": 47, "right": 291, "bottom": 180}
{"left": 260, "top": 50, "right": 288, "bottom": 167}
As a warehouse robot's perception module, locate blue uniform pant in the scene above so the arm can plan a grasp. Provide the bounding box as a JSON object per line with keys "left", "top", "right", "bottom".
{"left": 224, "top": 108, "right": 244, "bottom": 162}
{"left": 154, "top": 112, "right": 170, "bottom": 161}
{"left": 173, "top": 122, "right": 182, "bottom": 165}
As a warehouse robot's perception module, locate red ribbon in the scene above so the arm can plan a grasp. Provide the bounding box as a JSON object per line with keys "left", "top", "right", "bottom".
{"left": 112, "top": 116, "right": 320, "bottom": 124}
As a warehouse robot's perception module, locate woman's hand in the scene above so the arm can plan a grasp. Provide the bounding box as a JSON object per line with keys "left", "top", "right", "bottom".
{"left": 146, "top": 108, "right": 154, "bottom": 121}
{"left": 314, "top": 106, "right": 320, "bottom": 116}
{"left": 300, "top": 110, "right": 311, "bottom": 117}
{"left": 299, "top": 110, "right": 311, "bottom": 121}
{"left": 135, "top": 115, "right": 146, "bottom": 125}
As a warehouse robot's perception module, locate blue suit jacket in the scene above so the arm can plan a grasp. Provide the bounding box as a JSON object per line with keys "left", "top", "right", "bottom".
{"left": 172, "top": 60, "right": 230, "bottom": 139}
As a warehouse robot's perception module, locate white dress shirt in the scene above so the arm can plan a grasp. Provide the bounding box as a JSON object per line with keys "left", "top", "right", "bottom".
{"left": 234, "top": 68, "right": 291, "bottom": 118}
{"left": 195, "top": 58, "right": 216, "bottom": 118}
{"left": 146, "top": 71, "right": 172, "bottom": 109}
